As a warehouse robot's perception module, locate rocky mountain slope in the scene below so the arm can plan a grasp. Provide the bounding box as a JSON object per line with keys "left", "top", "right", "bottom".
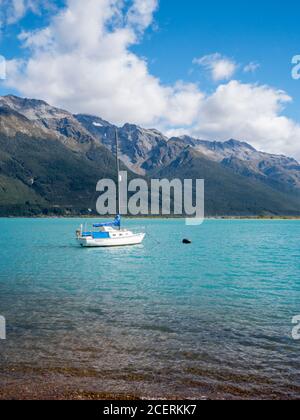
{"left": 76, "top": 114, "right": 167, "bottom": 174}
{"left": 76, "top": 113, "right": 300, "bottom": 194}
{"left": 1, "top": 94, "right": 300, "bottom": 216}
{"left": 176, "top": 136, "right": 300, "bottom": 193}
{"left": 0, "top": 98, "right": 120, "bottom": 216}
{"left": 156, "top": 147, "right": 300, "bottom": 216}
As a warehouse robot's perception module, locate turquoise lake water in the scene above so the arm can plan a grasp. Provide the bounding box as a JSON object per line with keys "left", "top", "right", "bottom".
{"left": 0, "top": 218, "right": 299, "bottom": 399}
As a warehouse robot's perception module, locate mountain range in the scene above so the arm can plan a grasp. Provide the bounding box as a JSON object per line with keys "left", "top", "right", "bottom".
{"left": 0, "top": 94, "right": 300, "bottom": 216}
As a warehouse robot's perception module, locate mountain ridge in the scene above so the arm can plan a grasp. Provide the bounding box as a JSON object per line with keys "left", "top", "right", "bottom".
{"left": 1, "top": 94, "right": 300, "bottom": 216}
{"left": 75, "top": 112, "right": 300, "bottom": 194}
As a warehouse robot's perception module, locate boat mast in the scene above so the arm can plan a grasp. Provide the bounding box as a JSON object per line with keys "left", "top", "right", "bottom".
{"left": 115, "top": 129, "right": 121, "bottom": 227}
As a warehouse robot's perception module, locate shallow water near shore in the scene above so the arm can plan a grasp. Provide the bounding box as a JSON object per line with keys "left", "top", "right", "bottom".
{"left": 0, "top": 218, "right": 300, "bottom": 399}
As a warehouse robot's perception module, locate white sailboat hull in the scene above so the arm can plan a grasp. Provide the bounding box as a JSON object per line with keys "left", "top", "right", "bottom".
{"left": 78, "top": 233, "right": 145, "bottom": 248}
{"left": 76, "top": 131, "right": 146, "bottom": 248}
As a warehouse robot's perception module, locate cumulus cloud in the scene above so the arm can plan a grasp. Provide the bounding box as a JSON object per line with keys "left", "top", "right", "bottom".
{"left": 3, "top": 0, "right": 300, "bottom": 159}
{"left": 184, "top": 81, "right": 300, "bottom": 159}
{"left": 193, "top": 53, "right": 238, "bottom": 82}
{"left": 6, "top": 0, "right": 203, "bottom": 127}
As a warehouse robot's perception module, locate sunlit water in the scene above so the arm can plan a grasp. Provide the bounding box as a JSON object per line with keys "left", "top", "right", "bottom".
{"left": 0, "top": 218, "right": 299, "bottom": 399}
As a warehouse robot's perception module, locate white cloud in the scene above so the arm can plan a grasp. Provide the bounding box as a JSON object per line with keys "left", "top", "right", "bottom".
{"left": 187, "top": 81, "right": 300, "bottom": 159}
{"left": 7, "top": 0, "right": 27, "bottom": 23}
{"left": 3, "top": 0, "right": 300, "bottom": 159}
{"left": 6, "top": 0, "right": 203, "bottom": 128}
{"left": 193, "top": 53, "right": 238, "bottom": 81}
{"left": 127, "top": 0, "right": 158, "bottom": 32}
{"left": 244, "top": 61, "right": 260, "bottom": 73}
{"left": 0, "top": 0, "right": 46, "bottom": 25}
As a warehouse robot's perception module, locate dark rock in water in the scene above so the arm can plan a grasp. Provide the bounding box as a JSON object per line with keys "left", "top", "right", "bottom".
{"left": 182, "top": 239, "right": 192, "bottom": 244}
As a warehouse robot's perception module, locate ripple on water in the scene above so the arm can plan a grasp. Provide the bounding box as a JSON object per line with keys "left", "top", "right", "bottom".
{"left": 0, "top": 219, "right": 300, "bottom": 399}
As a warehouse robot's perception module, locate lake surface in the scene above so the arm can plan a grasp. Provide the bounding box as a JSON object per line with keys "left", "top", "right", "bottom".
{"left": 0, "top": 218, "right": 299, "bottom": 399}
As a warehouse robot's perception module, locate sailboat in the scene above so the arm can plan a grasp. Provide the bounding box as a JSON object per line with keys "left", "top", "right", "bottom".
{"left": 76, "top": 130, "right": 145, "bottom": 248}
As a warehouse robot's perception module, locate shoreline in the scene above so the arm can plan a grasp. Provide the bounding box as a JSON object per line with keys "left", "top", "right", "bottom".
{"left": 0, "top": 384, "right": 294, "bottom": 401}
{"left": 0, "top": 387, "right": 141, "bottom": 401}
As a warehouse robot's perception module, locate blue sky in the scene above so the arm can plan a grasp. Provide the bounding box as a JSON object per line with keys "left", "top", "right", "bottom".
{"left": 0, "top": 0, "right": 300, "bottom": 158}
{"left": 134, "top": 0, "right": 300, "bottom": 119}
